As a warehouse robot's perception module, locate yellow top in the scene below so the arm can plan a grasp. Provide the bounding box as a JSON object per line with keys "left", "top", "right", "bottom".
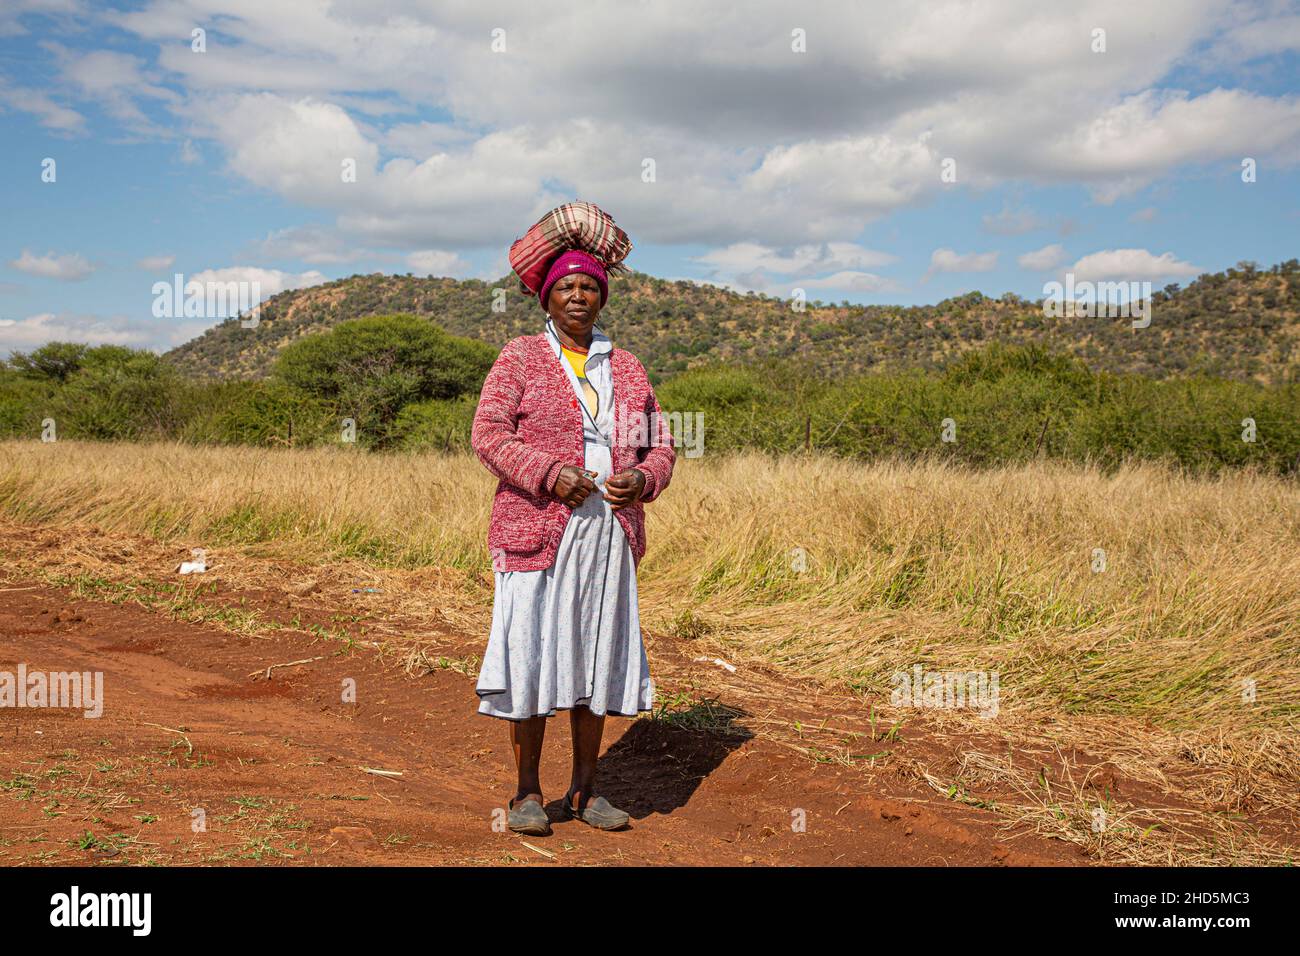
{"left": 561, "top": 344, "right": 599, "bottom": 418}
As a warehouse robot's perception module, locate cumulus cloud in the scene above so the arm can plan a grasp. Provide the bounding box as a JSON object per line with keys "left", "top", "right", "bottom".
{"left": 1031, "top": 88, "right": 1300, "bottom": 202}
{"left": 407, "top": 249, "right": 470, "bottom": 276}
{"left": 9, "top": 249, "right": 95, "bottom": 280}
{"left": 382, "top": 120, "right": 477, "bottom": 157}
{"left": 44, "top": 44, "right": 181, "bottom": 135}
{"left": 0, "top": 0, "right": 82, "bottom": 38}
{"left": 694, "top": 242, "right": 897, "bottom": 276}
{"left": 79, "top": 0, "right": 1295, "bottom": 251}
{"left": 1202, "top": 13, "right": 1300, "bottom": 64}
{"left": 187, "top": 266, "right": 329, "bottom": 300}
{"left": 928, "top": 248, "right": 999, "bottom": 274}
{"left": 137, "top": 254, "right": 175, "bottom": 270}
{"left": 245, "top": 225, "right": 378, "bottom": 266}
{"left": 0, "top": 311, "right": 165, "bottom": 353}
{"left": 983, "top": 205, "right": 1048, "bottom": 236}
{"left": 8, "top": 0, "right": 1300, "bottom": 312}
{"left": 795, "top": 271, "right": 904, "bottom": 293}
{"left": 0, "top": 79, "right": 85, "bottom": 132}
{"left": 691, "top": 241, "right": 901, "bottom": 296}
{"left": 1018, "top": 243, "right": 1067, "bottom": 271}
{"left": 1068, "top": 248, "right": 1202, "bottom": 282}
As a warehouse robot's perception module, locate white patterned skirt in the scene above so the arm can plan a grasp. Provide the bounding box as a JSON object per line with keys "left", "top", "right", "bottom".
{"left": 475, "top": 438, "right": 655, "bottom": 721}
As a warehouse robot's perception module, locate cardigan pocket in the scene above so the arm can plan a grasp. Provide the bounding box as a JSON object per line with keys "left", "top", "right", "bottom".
{"left": 486, "top": 484, "right": 550, "bottom": 554}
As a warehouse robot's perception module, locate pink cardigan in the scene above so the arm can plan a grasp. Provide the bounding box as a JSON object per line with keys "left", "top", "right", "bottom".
{"left": 471, "top": 333, "right": 676, "bottom": 571}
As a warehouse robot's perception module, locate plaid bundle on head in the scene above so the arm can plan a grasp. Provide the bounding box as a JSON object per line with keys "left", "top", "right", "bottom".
{"left": 508, "top": 201, "right": 632, "bottom": 299}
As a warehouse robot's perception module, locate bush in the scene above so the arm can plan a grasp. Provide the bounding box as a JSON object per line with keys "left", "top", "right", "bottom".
{"left": 654, "top": 344, "right": 1300, "bottom": 473}
{"left": 176, "top": 379, "right": 337, "bottom": 447}
{"left": 272, "top": 313, "right": 497, "bottom": 448}
{"left": 392, "top": 395, "right": 478, "bottom": 452}
{"left": 42, "top": 347, "right": 186, "bottom": 441}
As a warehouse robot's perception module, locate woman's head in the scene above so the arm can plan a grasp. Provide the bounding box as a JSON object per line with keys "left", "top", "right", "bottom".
{"left": 540, "top": 249, "right": 609, "bottom": 341}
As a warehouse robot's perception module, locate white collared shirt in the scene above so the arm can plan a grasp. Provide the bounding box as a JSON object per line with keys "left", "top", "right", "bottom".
{"left": 544, "top": 317, "right": 615, "bottom": 441}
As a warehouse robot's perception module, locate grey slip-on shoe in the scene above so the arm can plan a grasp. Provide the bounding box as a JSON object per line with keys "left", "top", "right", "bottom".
{"left": 508, "top": 797, "right": 552, "bottom": 836}
{"left": 563, "top": 793, "right": 631, "bottom": 831}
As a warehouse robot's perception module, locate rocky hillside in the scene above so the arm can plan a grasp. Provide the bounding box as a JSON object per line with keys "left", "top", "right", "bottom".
{"left": 163, "top": 260, "right": 1300, "bottom": 385}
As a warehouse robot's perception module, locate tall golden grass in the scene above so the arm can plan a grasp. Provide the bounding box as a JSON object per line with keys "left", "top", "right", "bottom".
{"left": 2, "top": 438, "right": 1297, "bottom": 846}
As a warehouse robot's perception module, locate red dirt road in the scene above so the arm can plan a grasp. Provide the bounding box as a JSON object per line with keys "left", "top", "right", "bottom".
{"left": 0, "top": 565, "right": 1105, "bottom": 867}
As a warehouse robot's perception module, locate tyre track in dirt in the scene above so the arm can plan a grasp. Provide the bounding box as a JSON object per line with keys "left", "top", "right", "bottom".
{"left": 0, "top": 568, "right": 1091, "bottom": 866}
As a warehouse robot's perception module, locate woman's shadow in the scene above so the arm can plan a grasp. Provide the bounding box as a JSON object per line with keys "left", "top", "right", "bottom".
{"left": 566, "top": 699, "right": 754, "bottom": 820}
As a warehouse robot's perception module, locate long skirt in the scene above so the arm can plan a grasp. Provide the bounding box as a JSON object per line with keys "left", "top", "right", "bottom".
{"left": 474, "top": 439, "right": 655, "bottom": 721}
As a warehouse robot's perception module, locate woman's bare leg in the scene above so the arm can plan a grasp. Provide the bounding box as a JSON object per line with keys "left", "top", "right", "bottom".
{"left": 567, "top": 704, "right": 605, "bottom": 810}
{"left": 509, "top": 716, "right": 547, "bottom": 804}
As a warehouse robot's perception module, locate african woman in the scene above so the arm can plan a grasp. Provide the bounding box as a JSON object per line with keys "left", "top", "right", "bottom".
{"left": 471, "top": 238, "right": 676, "bottom": 835}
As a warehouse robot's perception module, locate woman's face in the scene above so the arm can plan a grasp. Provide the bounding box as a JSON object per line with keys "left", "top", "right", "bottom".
{"left": 547, "top": 272, "right": 602, "bottom": 341}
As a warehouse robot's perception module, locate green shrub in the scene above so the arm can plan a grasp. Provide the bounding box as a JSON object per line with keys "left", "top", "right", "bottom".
{"left": 41, "top": 347, "right": 186, "bottom": 441}
{"left": 392, "top": 395, "right": 478, "bottom": 452}
{"left": 271, "top": 313, "right": 497, "bottom": 448}
{"left": 176, "top": 379, "right": 337, "bottom": 447}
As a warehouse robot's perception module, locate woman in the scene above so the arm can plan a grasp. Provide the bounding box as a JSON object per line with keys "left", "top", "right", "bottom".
{"left": 471, "top": 244, "right": 676, "bottom": 836}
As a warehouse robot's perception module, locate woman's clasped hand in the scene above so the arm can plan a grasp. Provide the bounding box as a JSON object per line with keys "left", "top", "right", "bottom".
{"left": 552, "top": 464, "right": 645, "bottom": 510}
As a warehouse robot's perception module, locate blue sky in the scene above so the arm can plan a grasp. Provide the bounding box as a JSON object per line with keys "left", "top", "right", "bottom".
{"left": 1, "top": 0, "right": 1298, "bottom": 358}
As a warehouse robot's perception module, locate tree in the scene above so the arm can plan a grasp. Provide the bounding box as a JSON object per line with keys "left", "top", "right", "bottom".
{"left": 8, "top": 341, "right": 92, "bottom": 382}
{"left": 272, "top": 313, "right": 497, "bottom": 448}
{"left": 47, "top": 347, "right": 185, "bottom": 440}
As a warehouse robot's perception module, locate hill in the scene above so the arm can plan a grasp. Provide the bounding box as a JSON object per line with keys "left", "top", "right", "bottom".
{"left": 162, "top": 259, "right": 1300, "bottom": 385}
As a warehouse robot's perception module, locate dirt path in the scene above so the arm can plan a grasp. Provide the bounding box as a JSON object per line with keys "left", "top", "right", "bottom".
{"left": 0, "top": 564, "right": 1101, "bottom": 866}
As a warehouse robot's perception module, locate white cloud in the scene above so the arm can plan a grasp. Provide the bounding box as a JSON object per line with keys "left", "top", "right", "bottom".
{"left": 96, "top": 1, "right": 1298, "bottom": 250}
{"left": 406, "top": 249, "right": 470, "bottom": 276}
{"left": 9, "top": 0, "right": 1300, "bottom": 273}
{"left": 0, "top": 0, "right": 82, "bottom": 38}
{"left": 795, "top": 271, "right": 904, "bottom": 293}
{"left": 0, "top": 79, "right": 85, "bottom": 132}
{"left": 0, "top": 311, "right": 156, "bottom": 352}
{"left": 246, "top": 225, "right": 377, "bottom": 266}
{"left": 9, "top": 249, "right": 95, "bottom": 280}
{"left": 44, "top": 44, "right": 181, "bottom": 134}
{"left": 1018, "top": 243, "right": 1067, "bottom": 271}
{"left": 190, "top": 94, "right": 380, "bottom": 204}
{"left": 1068, "top": 248, "right": 1202, "bottom": 282}
{"left": 382, "top": 120, "right": 477, "bottom": 157}
{"left": 690, "top": 241, "right": 901, "bottom": 297}
{"left": 928, "top": 248, "right": 999, "bottom": 274}
{"left": 137, "top": 255, "right": 175, "bottom": 270}
{"left": 694, "top": 242, "right": 897, "bottom": 277}
{"left": 982, "top": 204, "right": 1047, "bottom": 236}
{"left": 188, "top": 266, "right": 329, "bottom": 300}
{"left": 1030, "top": 88, "right": 1300, "bottom": 202}
{"left": 1203, "top": 14, "right": 1300, "bottom": 64}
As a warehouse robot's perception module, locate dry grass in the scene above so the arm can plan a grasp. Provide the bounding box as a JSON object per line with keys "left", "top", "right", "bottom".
{"left": 1, "top": 438, "right": 1297, "bottom": 862}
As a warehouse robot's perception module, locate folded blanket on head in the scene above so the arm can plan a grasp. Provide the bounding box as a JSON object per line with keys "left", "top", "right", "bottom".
{"left": 509, "top": 201, "right": 632, "bottom": 298}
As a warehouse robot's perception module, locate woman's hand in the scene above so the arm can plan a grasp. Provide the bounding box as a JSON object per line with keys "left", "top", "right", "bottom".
{"left": 603, "top": 469, "right": 646, "bottom": 511}
{"left": 553, "top": 465, "right": 598, "bottom": 508}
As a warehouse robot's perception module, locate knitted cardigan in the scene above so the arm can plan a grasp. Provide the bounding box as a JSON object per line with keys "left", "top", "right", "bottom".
{"left": 471, "top": 333, "right": 676, "bottom": 572}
